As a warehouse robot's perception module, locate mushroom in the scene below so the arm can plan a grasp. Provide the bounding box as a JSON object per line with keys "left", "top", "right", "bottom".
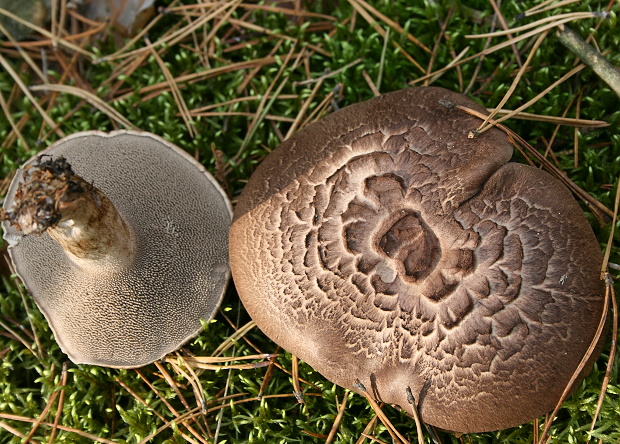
{"left": 229, "top": 87, "right": 606, "bottom": 433}
{"left": 2, "top": 130, "right": 232, "bottom": 368}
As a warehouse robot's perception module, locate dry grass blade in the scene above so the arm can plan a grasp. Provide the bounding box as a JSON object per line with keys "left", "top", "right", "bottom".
{"left": 188, "top": 110, "right": 294, "bottom": 122}
{"left": 227, "top": 18, "right": 330, "bottom": 57}
{"left": 355, "top": 415, "right": 379, "bottom": 444}
{"left": 213, "top": 356, "right": 234, "bottom": 443}
{"left": 445, "top": 102, "right": 614, "bottom": 222}
{"left": 190, "top": 94, "right": 298, "bottom": 113}
{"left": 589, "top": 177, "right": 620, "bottom": 433}
{"left": 115, "top": 377, "right": 167, "bottom": 422}
{"left": 227, "top": 23, "right": 290, "bottom": 55}
{"left": 479, "top": 30, "right": 548, "bottom": 130}
{"left": 589, "top": 274, "right": 617, "bottom": 436}
{"left": 164, "top": 355, "right": 273, "bottom": 370}
{"left": 523, "top": 0, "right": 562, "bottom": 15}
{"left": 520, "top": 0, "right": 582, "bottom": 19}
{"left": 360, "top": 434, "right": 389, "bottom": 444}
{"left": 115, "top": 56, "right": 280, "bottom": 102}
{"left": 94, "top": 5, "right": 167, "bottom": 64}
{"left": 293, "top": 57, "right": 363, "bottom": 86}
{"left": 429, "top": 46, "right": 469, "bottom": 84}
{"left": 376, "top": 26, "right": 390, "bottom": 92}
{"left": 476, "top": 64, "right": 586, "bottom": 134}
{"left": 0, "top": 22, "right": 47, "bottom": 82}
{"left": 362, "top": 70, "right": 380, "bottom": 96}
{"left": 167, "top": 358, "right": 209, "bottom": 422}
{"left": 212, "top": 320, "right": 257, "bottom": 357}
{"left": 424, "top": 7, "right": 453, "bottom": 87}
{"left": 207, "top": 392, "right": 321, "bottom": 415}
{"left": 0, "top": 54, "right": 64, "bottom": 138}
{"left": 348, "top": 0, "right": 424, "bottom": 72}
{"left": 233, "top": 45, "right": 299, "bottom": 162}
{"left": 414, "top": 12, "right": 599, "bottom": 85}
{"left": 47, "top": 362, "right": 68, "bottom": 444}
{"left": 23, "top": 364, "right": 61, "bottom": 442}
{"left": 489, "top": 109, "right": 609, "bottom": 128}
{"left": 0, "top": 318, "right": 37, "bottom": 357}
{"left": 0, "top": 7, "right": 94, "bottom": 58}
{"left": 405, "top": 387, "right": 425, "bottom": 444}
{"left": 466, "top": 12, "right": 602, "bottom": 39}
{"left": 353, "top": 380, "right": 411, "bottom": 444}
{"left": 0, "top": 413, "right": 116, "bottom": 443}
{"left": 168, "top": 353, "right": 277, "bottom": 363}
{"left": 135, "top": 369, "right": 181, "bottom": 417}
{"left": 236, "top": 39, "right": 285, "bottom": 94}
{"left": 601, "top": 178, "right": 620, "bottom": 278}
{"left": 291, "top": 354, "right": 304, "bottom": 403}
{"left": 541, "top": 92, "right": 579, "bottom": 162}
{"left": 346, "top": 0, "right": 430, "bottom": 53}
{"left": 154, "top": 361, "right": 193, "bottom": 412}
{"left": 239, "top": 2, "right": 336, "bottom": 21}
{"left": 325, "top": 390, "right": 349, "bottom": 444}
{"left": 0, "top": 420, "right": 31, "bottom": 441}
{"left": 0, "top": 19, "right": 107, "bottom": 50}
{"left": 257, "top": 351, "right": 278, "bottom": 399}
{"left": 464, "top": 11, "right": 498, "bottom": 95}
{"left": 286, "top": 78, "right": 323, "bottom": 139}
{"left": 488, "top": 0, "right": 524, "bottom": 67}
{"left": 0, "top": 90, "right": 30, "bottom": 151}
{"left": 573, "top": 88, "right": 584, "bottom": 167}
{"left": 137, "top": 405, "right": 204, "bottom": 444}
{"left": 100, "top": 0, "right": 241, "bottom": 63}
{"left": 301, "top": 86, "right": 338, "bottom": 128}
{"left": 145, "top": 36, "right": 196, "bottom": 137}
{"left": 196, "top": 0, "right": 242, "bottom": 59}
{"left": 151, "top": 362, "right": 212, "bottom": 443}
{"left": 30, "top": 84, "right": 138, "bottom": 130}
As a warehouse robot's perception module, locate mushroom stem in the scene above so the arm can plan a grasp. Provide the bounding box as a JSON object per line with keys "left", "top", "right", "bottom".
{"left": 1, "top": 156, "right": 135, "bottom": 271}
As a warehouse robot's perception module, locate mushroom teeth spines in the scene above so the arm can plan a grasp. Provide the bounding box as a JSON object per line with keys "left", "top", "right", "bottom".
{"left": 230, "top": 87, "right": 606, "bottom": 433}
{"left": 2, "top": 130, "right": 232, "bottom": 368}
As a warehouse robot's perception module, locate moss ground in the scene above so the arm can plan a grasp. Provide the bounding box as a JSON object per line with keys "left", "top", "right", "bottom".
{"left": 0, "top": 1, "right": 619, "bottom": 443}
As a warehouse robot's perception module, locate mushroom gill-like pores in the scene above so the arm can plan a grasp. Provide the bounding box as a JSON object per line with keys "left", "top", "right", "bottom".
{"left": 2, "top": 130, "right": 232, "bottom": 368}
{"left": 229, "top": 87, "right": 606, "bottom": 433}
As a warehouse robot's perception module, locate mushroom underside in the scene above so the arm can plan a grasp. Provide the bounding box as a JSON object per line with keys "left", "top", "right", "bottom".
{"left": 3, "top": 131, "right": 232, "bottom": 368}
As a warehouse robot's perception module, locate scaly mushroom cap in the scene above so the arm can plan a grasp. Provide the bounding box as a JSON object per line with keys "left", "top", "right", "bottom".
{"left": 2, "top": 130, "right": 232, "bottom": 368}
{"left": 230, "top": 87, "right": 605, "bottom": 433}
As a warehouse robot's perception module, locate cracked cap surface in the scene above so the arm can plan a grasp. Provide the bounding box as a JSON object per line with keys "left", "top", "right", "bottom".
{"left": 230, "top": 87, "right": 605, "bottom": 433}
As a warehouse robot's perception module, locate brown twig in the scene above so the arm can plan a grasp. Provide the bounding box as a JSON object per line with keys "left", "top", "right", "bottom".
{"left": 353, "top": 380, "right": 411, "bottom": 444}
{"left": 424, "top": 7, "right": 453, "bottom": 87}
{"left": 0, "top": 412, "right": 116, "bottom": 443}
{"left": 556, "top": 23, "right": 620, "bottom": 98}
{"left": 325, "top": 390, "right": 350, "bottom": 444}
{"left": 488, "top": 0, "right": 524, "bottom": 68}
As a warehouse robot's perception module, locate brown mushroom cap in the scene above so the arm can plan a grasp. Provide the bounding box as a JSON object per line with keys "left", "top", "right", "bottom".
{"left": 230, "top": 87, "right": 605, "bottom": 433}
{"left": 2, "top": 130, "right": 232, "bottom": 368}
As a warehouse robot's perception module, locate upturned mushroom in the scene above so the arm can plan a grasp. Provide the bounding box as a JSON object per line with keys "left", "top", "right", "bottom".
{"left": 2, "top": 130, "right": 232, "bottom": 368}
{"left": 229, "top": 87, "right": 606, "bottom": 433}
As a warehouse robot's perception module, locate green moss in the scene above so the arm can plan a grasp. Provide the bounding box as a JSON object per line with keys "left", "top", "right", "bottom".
{"left": 0, "top": 0, "right": 619, "bottom": 442}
